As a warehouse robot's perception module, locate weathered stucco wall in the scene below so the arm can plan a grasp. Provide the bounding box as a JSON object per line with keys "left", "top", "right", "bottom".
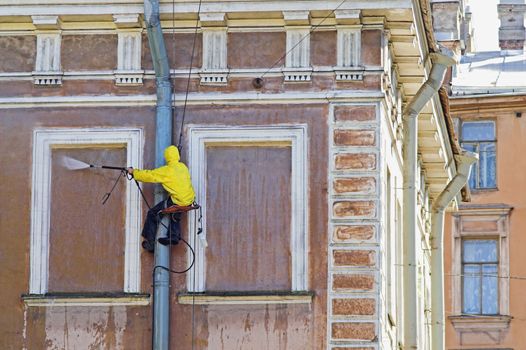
{"left": 0, "top": 103, "right": 330, "bottom": 349}
{"left": 0, "top": 106, "right": 157, "bottom": 350}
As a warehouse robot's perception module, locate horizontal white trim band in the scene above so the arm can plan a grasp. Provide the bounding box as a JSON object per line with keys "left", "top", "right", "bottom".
{"left": 0, "top": 91, "right": 385, "bottom": 108}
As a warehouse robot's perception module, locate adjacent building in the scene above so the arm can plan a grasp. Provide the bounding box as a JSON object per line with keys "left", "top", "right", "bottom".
{"left": 444, "top": 0, "right": 526, "bottom": 348}
{"left": 0, "top": 0, "right": 463, "bottom": 349}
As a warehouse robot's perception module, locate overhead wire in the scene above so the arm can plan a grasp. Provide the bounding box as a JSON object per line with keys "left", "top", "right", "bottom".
{"left": 259, "top": 0, "right": 349, "bottom": 79}
{"left": 168, "top": 0, "right": 203, "bottom": 348}
{"left": 176, "top": 0, "right": 203, "bottom": 152}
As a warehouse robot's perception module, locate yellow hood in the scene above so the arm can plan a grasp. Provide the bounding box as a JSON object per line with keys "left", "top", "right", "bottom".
{"left": 164, "top": 145, "right": 180, "bottom": 165}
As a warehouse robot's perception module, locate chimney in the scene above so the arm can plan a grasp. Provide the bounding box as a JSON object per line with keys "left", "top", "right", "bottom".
{"left": 498, "top": 0, "right": 526, "bottom": 52}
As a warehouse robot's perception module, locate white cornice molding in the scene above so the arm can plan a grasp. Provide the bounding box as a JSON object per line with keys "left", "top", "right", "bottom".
{"left": 0, "top": 91, "right": 384, "bottom": 108}
{"left": 1, "top": 1, "right": 413, "bottom": 16}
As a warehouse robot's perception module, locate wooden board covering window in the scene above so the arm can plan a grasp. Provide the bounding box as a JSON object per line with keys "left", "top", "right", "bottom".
{"left": 48, "top": 148, "right": 126, "bottom": 293}
{"left": 205, "top": 145, "right": 292, "bottom": 291}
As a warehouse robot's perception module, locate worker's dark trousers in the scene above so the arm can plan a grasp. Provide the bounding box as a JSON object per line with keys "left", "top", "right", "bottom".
{"left": 141, "top": 198, "right": 181, "bottom": 243}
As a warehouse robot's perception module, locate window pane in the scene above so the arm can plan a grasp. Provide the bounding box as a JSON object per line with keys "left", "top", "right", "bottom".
{"left": 462, "top": 143, "right": 478, "bottom": 189}
{"left": 463, "top": 240, "right": 498, "bottom": 263}
{"left": 482, "top": 264, "right": 499, "bottom": 314}
{"left": 479, "top": 142, "right": 496, "bottom": 188}
{"left": 462, "top": 121, "right": 495, "bottom": 141}
{"left": 463, "top": 264, "right": 481, "bottom": 314}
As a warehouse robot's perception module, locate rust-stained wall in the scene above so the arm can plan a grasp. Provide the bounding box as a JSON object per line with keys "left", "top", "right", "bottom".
{"left": 62, "top": 35, "right": 117, "bottom": 71}
{"left": 445, "top": 103, "right": 526, "bottom": 349}
{"left": 228, "top": 32, "right": 286, "bottom": 68}
{"left": 0, "top": 107, "right": 156, "bottom": 350}
{"left": 142, "top": 33, "right": 203, "bottom": 70}
{"left": 0, "top": 18, "right": 386, "bottom": 350}
{"left": 0, "top": 36, "right": 35, "bottom": 72}
{"left": 0, "top": 102, "right": 330, "bottom": 349}
{"left": 167, "top": 103, "right": 329, "bottom": 349}
{"left": 311, "top": 31, "right": 337, "bottom": 66}
{"left": 361, "top": 30, "right": 382, "bottom": 67}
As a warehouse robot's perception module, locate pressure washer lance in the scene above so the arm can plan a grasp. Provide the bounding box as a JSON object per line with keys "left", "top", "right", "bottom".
{"left": 61, "top": 156, "right": 131, "bottom": 204}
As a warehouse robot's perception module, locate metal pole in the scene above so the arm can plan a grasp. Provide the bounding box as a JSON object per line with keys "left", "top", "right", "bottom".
{"left": 144, "top": 0, "right": 173, "bottom": 349}
{"left": 153, "top": 215, "right": 171, "bottom": 350}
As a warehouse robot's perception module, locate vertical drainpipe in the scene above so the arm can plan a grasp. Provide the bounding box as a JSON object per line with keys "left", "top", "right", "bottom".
{"left": 144, "top": 1, "right": 173, "bottom": 349}
{"left": 402, "top": 52, "right": 455, "bottom": 349}
{"left": 430, "top": 151, "right": 477, "bottom": 350}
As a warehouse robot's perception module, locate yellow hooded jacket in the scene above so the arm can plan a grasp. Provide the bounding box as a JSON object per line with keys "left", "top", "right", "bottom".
{"left": 133, "top": 146, "right": 195, "bottom": 206}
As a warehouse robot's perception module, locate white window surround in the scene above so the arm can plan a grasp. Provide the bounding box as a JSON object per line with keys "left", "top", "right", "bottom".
{"left": 186, "top": 125, "right": 309, "bottom": 292}
{"left": 451, "top": 205, "right": 512, "bottom": 319}
{"left": 30, "top": 128, "right": 143, "bottom": 295}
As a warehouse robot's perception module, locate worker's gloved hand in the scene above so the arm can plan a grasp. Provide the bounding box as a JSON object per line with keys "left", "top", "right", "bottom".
{"left": 127, "top": 167, "right": 134, "bottom": 175}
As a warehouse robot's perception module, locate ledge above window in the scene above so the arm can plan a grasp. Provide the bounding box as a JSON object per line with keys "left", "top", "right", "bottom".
{"left": 449, "top": 314, "right": 512, "bottom": 331}
{"left": 21, "top": 292, "right": 150, "bottom": 307}
{"left": 177, "top": 291, "right": 314, "bottom": 305}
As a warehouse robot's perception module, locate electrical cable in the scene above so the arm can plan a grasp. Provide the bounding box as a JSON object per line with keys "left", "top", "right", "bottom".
{"left": 258, "top": 0, "right": 348, "bottom": 79}
{"left": 177, "top": 0, "right": 203, "bottom": 152}
{"left": 132, "top": 176, "right": 197, "bottom": 273}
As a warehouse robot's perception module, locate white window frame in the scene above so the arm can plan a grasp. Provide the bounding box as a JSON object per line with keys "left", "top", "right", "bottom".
{"left": 187, "top": 125, "right": 309, "bottom": 292}
{"left": 30, "top": 128, "right": 143, "bottom": 294}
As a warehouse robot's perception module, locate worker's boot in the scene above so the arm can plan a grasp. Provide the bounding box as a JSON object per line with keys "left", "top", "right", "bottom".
{"left": 158, "top": 219, "right": 181, "bottom": 245}
{"left": 142, "top": 240, "right": 155, "bottom": 252}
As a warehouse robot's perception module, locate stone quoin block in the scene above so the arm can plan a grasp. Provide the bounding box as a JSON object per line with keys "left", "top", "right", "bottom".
{"left": 334, "top": 153, "right": 376, "bottom": 170}
{"left": 333, "top": 177, "right": 376, "bottom": 194}
{"left": 334, "top": 129, "right": 375, "bottom": 146}
{"left": 333, "top": 274, "right": 374, "bottom": 291}
{"left": 333, "top": 225, "right": 375, "bottom": 241}
{"left": 333, "top": 250, "right": 375, "bottom": 267}
{"left": 332, "top": 298, "right": 376, "bottom": 316}
{"left": 334, "top": 105, "right": 376, "bottom": 122}
{"left": 331, "top": 322, "right": 376, "bottom": 340}
{"left": 333, "top": 201, "right": 375, "bottom": 218}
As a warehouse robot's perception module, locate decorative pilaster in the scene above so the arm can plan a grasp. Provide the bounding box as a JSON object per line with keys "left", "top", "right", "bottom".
{"left": 200, "top": 13, "right": 228, "bottom": 85}
{"left": 335, "top": 10, "right": 363, "bottom": 81}
{"left": 32, "top": 16, "right": 62, "bottom": 86}
{"left": 283, "top": 11, "right": 312, "bottom": 82}
{"left": 113, "top": 14, "right": 143, "bottom": 85}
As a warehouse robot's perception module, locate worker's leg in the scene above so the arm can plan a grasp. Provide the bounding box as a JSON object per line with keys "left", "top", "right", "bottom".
{"left": 141, "top": 199, "right": 172, "bottom": 251}
{"left": 158, "top": 212, "right": 181, "bottom": 245}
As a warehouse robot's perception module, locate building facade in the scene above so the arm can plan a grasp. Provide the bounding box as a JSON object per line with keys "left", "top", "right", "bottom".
{"left": 0, "top": 1, "right": 461, "bottom": 349}
{"left": 444, "top": 0, "right": 526, "bottom": 348}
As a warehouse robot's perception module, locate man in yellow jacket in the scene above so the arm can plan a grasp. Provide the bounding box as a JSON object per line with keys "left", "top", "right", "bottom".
{"left": 128, "top": 145, "right": 195, "bottom": 252}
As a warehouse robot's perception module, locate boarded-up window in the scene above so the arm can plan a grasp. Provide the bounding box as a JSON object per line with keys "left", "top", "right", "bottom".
{"left": 48, "top": 148, "right": 127, "bottom": 293}
{"left": 205, "top": 146, "right": 292, "bottom": 291}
